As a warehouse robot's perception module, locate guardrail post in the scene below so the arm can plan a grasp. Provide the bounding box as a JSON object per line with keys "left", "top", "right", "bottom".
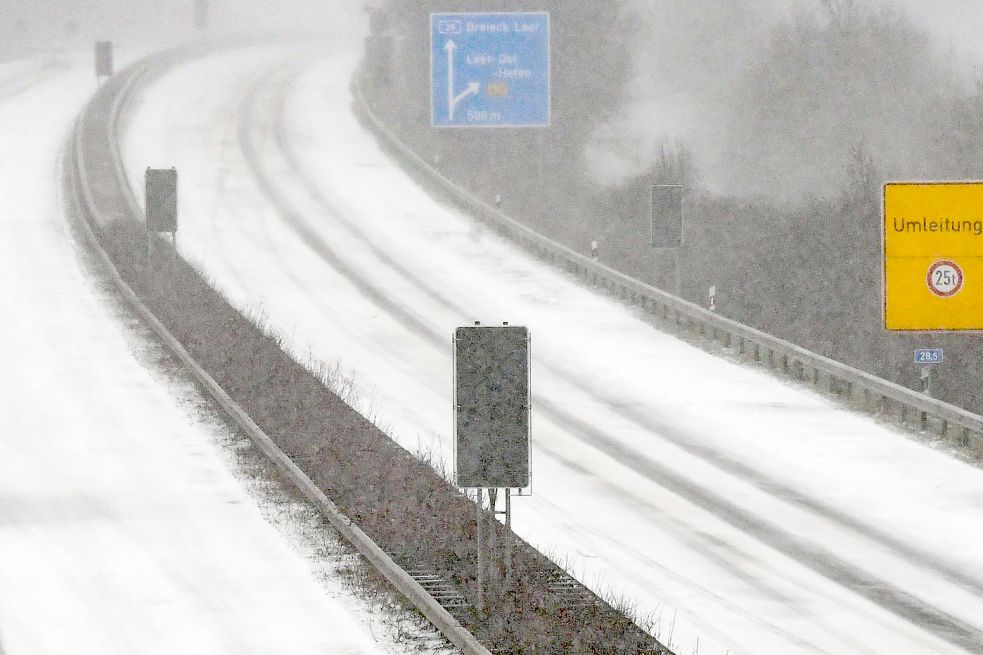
{"left": 849, "top": 383, "right": 868, "bottom": 410}
{"left": 918, "top": 410, "right": 928, "bottom": 432}
{"left": 969, "top": 432, "right": 983, "bottom": 460}
{"left": 897, "top": 400, "right": 908, "bottom": 426}
{"left": 942, "top": 420, "right": 956, "bottom": 445}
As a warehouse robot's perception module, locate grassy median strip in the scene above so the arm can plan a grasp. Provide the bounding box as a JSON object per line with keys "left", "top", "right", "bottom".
{"left": 91, "top": 214, "right": 665, "bottom": 654}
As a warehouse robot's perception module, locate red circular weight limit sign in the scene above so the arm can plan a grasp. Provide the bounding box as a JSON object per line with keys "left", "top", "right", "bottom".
{"left": 926, "top": 260, "right": 964, "bottom": 298}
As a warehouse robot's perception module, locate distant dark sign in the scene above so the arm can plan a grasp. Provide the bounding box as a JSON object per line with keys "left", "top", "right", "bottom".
{"left": 145, "top": 168, "right": 178, "bottom": 233}
{"left": 364, "top": 35, "right": 394, "bottom": 84}
{"left": 194, "top": 0, "right": 209, "bottom": 30}
{"left": 651, "top": 184, "right": 683, "bottom": 248}
{"left": 368, "top": 8, "right": 389, "bottom": 35}
{"left": 454, "top": 325, "right": 530, "bottom": 488}
{"left": 94, "top": 41, "right": 113, "bottom": 77}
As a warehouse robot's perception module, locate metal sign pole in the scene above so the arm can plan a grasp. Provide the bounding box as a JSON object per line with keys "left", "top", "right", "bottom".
{"left": 504, "top": 487, "right": 512, "bottom": 585}
{"left": 488, "top": 487, "right": 498, "bottom": 578}
{"left": 476, "top": 487, "right": 484, "bottom": 611}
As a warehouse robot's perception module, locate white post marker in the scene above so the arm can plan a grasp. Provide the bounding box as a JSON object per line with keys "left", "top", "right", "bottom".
{"left": 914, "top": 349, "right": 942, "bottom": 397}
{"left": 926, "top": 260, "right": 963, "bottom": 298}
{"left": 708, "top": 285, "right": 717, "bottom": 312}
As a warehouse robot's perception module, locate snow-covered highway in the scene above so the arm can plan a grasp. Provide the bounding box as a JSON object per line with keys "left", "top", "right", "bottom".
{"left": 0, "top": 55, "right": 413, "bottom": 655}
{"left": 118, "top": 33, "right": 983, "bottom": 655}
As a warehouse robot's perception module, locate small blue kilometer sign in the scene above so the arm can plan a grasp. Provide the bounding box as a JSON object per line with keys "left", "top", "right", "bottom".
{"left": 914, "top": 348, "right": 943, "bottom": 364}
{"left": 431, "top": 12, "right": 550, "bottom": 128}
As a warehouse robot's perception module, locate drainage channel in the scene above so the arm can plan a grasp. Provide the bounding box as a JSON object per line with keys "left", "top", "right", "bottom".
{"left": 404, "top": 568, "right": 470, "bottom": 614}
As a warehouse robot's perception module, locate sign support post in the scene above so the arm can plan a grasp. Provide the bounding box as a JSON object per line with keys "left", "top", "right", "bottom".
{"left": 921, "top": 365, "right": 934, "bottom": 397}
{"left": 476, "top": 488, "right": 485, "bottom": 610}
{"left": 504, "top": 487, "right": 512, "bottom": 585}
{"left": 487, "top": 488, "right": 498, "bottom": 573}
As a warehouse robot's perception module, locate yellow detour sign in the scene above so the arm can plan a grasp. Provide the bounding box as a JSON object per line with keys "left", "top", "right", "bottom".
{"left": 884, "top": 182, "right": 983, "bottom": 330}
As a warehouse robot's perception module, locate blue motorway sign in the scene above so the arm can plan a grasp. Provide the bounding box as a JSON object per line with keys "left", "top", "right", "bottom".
{"left": 430, "top": 12, "right": 550, "bottom": 128}
{"left": 914, "top": 348, "right": 943, "bottom": 364}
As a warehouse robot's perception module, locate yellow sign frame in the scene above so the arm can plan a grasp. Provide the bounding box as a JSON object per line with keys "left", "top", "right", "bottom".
{"left": 883, "top": 181, "right": 983, "bottom": 331}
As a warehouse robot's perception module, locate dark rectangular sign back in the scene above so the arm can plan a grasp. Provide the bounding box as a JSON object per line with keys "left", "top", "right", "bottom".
{"left": 454, "top": 325, "right": 529, "bottom": 488}
{"left": 652, "top": 184, "right": 683, "bottom": 247}
{"left": 145, "top": 168, "right": 178, "bottom": 233}
{"left": 95, "top": 41, "right": 113, "bottom": 77}
{"left": 195, "top": 0, "right": 209, "bottom": 29}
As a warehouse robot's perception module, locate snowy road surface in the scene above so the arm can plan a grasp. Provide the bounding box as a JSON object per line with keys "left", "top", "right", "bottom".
{"left": 121, "top": 38, "right": 983, "bottom": 655}
{"left": 0, "top": 56, "right": 400, "bottom": 655}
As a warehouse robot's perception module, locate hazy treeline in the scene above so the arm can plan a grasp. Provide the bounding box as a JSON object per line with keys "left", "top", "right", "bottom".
{"left": 680, "top": 2, "right": 983, "bottom": 410}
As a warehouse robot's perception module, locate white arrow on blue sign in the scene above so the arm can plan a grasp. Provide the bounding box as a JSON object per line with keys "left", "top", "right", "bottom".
{"left": 430, "top": 12, "right": 550, "bottom": 128}
{"left": 914, "top": 348, "right": 943, "bottom": 364}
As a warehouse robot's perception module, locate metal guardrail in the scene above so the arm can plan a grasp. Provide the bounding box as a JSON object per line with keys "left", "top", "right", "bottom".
{"left": 352, "top": 73, "right": 983, "bottom": 462}
{"left": 71, "top": 50, "right": 493, "bottom": 655}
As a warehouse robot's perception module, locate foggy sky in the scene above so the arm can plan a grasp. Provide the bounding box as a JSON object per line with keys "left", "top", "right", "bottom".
{"left": 8, "top": 0, "right": 983, "bottom": 200}
{"left": 1, "top": 0, "right": 367, "bottom": 54}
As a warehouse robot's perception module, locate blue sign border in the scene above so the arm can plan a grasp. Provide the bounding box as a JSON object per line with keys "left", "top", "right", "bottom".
{"left": 430, "top": 11, "right": 551, "bottom": 129}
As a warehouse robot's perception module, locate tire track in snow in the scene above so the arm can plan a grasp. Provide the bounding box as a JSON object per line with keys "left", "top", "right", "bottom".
{"left": 224, "top": 59, "right": 983, "bottom": 653}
